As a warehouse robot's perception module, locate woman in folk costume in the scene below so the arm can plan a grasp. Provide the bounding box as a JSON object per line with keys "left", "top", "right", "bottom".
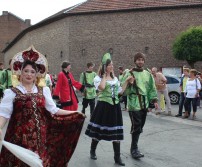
{"left": 53, "top": 61, "right": 85, "bottom": 110}
{"left": 0, "top": 46, "right": 85, "bottom": 167}
{"left": 85, "top": 53, "right": 125, "bottom": 166}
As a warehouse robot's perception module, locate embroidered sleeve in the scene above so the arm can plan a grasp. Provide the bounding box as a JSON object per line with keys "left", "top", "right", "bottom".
{"left": 0, "top": 89, "right": 15, "bottom": 118}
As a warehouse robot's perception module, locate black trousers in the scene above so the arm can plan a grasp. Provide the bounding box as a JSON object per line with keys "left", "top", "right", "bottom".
{"left": 0, "top": 89, "right": 3, "bottom": 99}
{"left": 184, "top": 97, "right": 198, "bottom": 113}
{"left": 129, "top": 109, "right": 147, "bottom": 134}
{"left": 129, "top": 109, "right": 147, "bottom": 152}
{"left": 82, "top": 98, "right": 95, "bottom": 115}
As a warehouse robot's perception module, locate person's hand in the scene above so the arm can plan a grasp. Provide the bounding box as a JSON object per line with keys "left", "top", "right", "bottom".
{"left": 0, "top": 128, "right": 3, "bottom": 141}
{"left": 74, "top": 111, "right": 86, "bottom": 118}
{"left": 126, "top": 76, "right": 135, "bottom": 84}
{"left": 102, "top": 72, "right": 107, "bottom": 79}
{"left": 154, "top": 102, "right": 159, "bottom": 110}
{"left": 79, "top": 112, "right": 86, "bottom": 118}
{"left": 70, "top": 111, "right": 86, "bottom": 118}
{"left": 195, "top": 93, "right": 199, "bottom": 98}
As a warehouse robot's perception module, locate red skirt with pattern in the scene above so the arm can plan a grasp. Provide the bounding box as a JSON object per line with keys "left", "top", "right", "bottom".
{"left": 0, "top": 87, "right": 84, "bottom": 167}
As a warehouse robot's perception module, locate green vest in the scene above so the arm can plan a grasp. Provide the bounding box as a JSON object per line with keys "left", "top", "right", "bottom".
{"left": 118, "top": 74, "right": 124, "bottom": 86}
{"left": 0, "top": 70, "right": 5, "bottom": 89}
{"left": 98, "top": 79, "right": 120, "bottom": 105}
{"left": 2, "top": 69, "right": 12, "bottom": 89}
{"left": 80, "top": 71, "right": 97, "bottom": 99}
{"left": 123, "top": 69, "right": 158, "bottom": 111}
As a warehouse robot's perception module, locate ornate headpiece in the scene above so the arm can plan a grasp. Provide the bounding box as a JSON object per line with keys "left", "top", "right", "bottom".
{"left": 11, "top": 46, "right": 48, "bottom": 78}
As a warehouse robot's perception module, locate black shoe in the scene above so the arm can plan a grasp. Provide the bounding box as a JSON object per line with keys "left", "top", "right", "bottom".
{"left": 114, "top": 157, "right": 125, "bottom": 166}
{"left": 131, "top": 149, "right": 144, "bottom": 159}
{"left": 175, "top": 114, "right": 182, "bottom": 117}
{"left": 90, "top": 150, "right": 97, "bottom": 160}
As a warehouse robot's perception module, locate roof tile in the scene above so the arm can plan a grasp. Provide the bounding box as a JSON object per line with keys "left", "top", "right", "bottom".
{"left": 67, "top": 0, "right": 202, "bottom": 13}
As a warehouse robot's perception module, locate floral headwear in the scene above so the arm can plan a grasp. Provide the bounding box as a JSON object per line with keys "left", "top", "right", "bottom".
{"left": 11, "top": 46, "right": 48, "bottom": 78}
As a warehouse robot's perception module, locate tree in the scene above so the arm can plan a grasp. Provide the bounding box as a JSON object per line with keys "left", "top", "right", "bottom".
{"left": 172, "top": 26, "right": 202, "bottom": 68}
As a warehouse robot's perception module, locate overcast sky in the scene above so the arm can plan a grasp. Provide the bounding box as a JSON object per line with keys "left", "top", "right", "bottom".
{"left": 0, "top": 0, "right": 86, "bottom": 25}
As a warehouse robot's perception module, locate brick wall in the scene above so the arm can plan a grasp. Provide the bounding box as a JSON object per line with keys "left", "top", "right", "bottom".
{"left": 0, "top": 12, "right": 30, "bottom": 63}
{"left": 3, "top": 7, "right": 202, "bottom": 79}
{"left": 69, "top": 7, "right": 202, "bottom": 79}
{"left": 3, "top": 19, "right": 71, "bottom": 75}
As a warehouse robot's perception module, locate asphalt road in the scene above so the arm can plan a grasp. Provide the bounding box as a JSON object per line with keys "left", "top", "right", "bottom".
{"left": 69, "top": 100, "right": 202, "bottom": 167}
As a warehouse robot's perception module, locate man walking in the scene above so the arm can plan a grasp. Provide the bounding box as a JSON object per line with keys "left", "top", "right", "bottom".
{"left": 80, "top": 62, "right": 97, "bottom": 117}
{"left": 122, "top": 52, "right": 158, "bottom": 159}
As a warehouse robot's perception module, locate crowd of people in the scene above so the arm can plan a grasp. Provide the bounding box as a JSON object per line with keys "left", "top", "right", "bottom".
{"left": 0, "top": 46, "right": 201, "bottom": 166}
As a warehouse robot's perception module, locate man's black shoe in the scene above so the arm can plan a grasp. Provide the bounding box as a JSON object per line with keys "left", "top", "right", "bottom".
{"left": 175, "top": 114, "right": 182, "bottom": 117}
{"left": 131, "top": 150, "right": 144, "bottom": 159}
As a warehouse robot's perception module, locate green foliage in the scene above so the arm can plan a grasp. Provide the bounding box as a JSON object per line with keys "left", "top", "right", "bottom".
{"left": 172, "top": 26, "right": 202, "bottom": 68}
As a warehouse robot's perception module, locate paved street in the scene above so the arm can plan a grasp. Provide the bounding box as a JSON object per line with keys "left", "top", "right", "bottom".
{"left": 69, "top": 99, "right": 202, "bottom": 167}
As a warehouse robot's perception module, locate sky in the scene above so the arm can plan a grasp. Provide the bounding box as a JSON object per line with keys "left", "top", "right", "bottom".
{"left": 0, "top": 0, "right": 86, "bottom": 25}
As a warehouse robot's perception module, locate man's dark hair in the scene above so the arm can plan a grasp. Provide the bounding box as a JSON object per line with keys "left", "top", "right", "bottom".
{"left": 87, "top": 62, "right": 94, "bottom": 68}
{"left": 134, "top": 52, "right": 145, "bottom": 62}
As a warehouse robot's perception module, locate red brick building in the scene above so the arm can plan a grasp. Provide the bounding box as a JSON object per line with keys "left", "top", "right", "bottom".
{"left": 2, "top": 0, "right": 202, "bottom": 78}
{"left": 0, "top": 11, "right": 30, "bottom": 62}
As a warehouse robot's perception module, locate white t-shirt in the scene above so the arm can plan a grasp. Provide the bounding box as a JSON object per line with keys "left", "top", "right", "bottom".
{"left": 0, "top": 84, "right": 59, "bottom": 119}
{"left": 185, "top": 78, "right": 201, "bottom": 98}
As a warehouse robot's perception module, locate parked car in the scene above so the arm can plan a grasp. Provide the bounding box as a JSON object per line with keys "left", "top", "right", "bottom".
{"left": 165, "top": 75, "right": 180, "bottom": 104}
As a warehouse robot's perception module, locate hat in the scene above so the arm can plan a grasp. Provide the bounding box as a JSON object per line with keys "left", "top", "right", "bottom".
{"left": 102, "top": 53, "right": 111, "bottom": 65}
{"left": 134, "top": 52, "right": 145, "bottom": 62}
{"left": 11, "top": 45, "right": 48, "bottom": 78}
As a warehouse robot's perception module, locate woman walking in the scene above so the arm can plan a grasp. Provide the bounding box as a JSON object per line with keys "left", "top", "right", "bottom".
{"left": 85, "top": 53, "right": 125, "bottom": 166}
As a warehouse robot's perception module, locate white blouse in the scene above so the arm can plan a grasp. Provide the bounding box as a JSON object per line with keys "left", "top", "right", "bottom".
{"left": 94, "top": 76, "right": 122, "bottom": 93}
{"left": 185, "top": 78, "right": 201, "bottom": 98}
{"left": 0, "top": 84, "right": 59, "bottom": 119}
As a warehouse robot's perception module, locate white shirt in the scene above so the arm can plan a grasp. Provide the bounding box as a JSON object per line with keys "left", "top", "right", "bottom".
{"left": 185, "top": 78, "right": 201, "bottom": 98}
{"left": 45, "top": 74, "right": 52, "bottom": 87}
{"left": 0, "top": 84, "right": 59, "bottom": 119}
{"left": 94, "top": 76, "right": 122, "bottom": 95}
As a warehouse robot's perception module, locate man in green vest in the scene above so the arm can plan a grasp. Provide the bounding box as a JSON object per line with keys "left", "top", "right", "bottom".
{"left": 80, "top": 62, "right": 97, "bottom": 117}
{"left": 122, "top": 52, "right": 158, "bottom": 159}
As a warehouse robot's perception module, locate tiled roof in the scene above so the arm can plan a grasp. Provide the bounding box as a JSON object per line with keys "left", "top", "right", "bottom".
{"left": 66, "top": 0, "right": 202, "bottom": 13}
